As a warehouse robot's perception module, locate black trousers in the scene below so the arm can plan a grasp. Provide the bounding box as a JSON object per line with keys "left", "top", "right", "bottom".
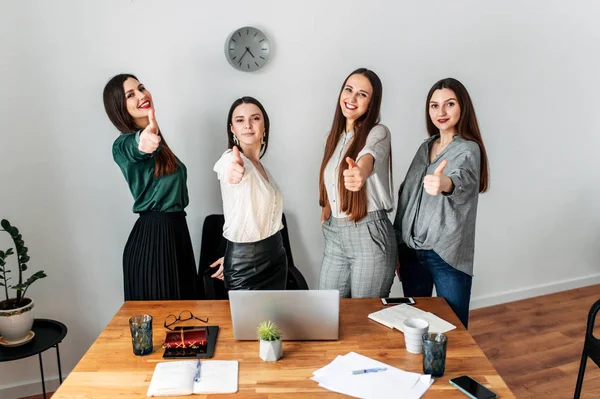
{"left": 223, "top": 232, "right": 288, "bottom": 290}
{"left": 123, "top": 211, "right": 197, "bottom": 300}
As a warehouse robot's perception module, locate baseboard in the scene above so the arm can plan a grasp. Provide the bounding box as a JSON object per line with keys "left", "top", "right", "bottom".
{"left": 0, "top": 375, "right": 61, "bottom": 399}
{"left": 470, "top": 273, "right": 600, "bottom": 309}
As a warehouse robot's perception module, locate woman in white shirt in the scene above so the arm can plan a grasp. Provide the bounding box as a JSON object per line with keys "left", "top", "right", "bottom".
{"left": 318, "top": 68, "right": 396, "bottom": 298}
{"left": 211, "top": 97, "right": 288, "bottom": 290}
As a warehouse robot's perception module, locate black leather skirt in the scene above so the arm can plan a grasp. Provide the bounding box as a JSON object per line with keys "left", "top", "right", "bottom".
{"left": 223, "top": 232, "right": 288, "bottom": 290}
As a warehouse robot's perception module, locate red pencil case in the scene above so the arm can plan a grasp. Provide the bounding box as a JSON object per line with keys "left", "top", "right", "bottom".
{"left": 162, "top": 328, "right": 207, "bottom": 349}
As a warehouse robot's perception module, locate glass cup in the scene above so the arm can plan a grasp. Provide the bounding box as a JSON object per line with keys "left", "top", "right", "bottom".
{"left": 129, "top": 314, "right": 153, "bottom": 356}
{"left": 422, "top": 332, "right": 447, "bottom": 377}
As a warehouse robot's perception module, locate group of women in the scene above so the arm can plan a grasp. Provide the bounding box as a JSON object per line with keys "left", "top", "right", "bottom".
{"left": 103, "top": 68, "right": 489, "bottom": 328}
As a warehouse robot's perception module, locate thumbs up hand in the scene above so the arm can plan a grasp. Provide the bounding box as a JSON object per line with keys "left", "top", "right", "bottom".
{"left": 138, "top": 108, "right": 161, "bottom": 154}
{"left": 423, "top": 160, "right": 453, "bottom": 196}
{"left": 343, "top": 157, "right": 367, "bottom": 192}
{"left": 226, "top": 146, "right": 245, "bottom": 184}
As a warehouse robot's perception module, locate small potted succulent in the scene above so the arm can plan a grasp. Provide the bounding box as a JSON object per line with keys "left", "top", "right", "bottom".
{"left": 0, "top": 219, "right": 47, "bottom": 344}
{"left": 257, "top": 320, "right": 282, "bottom": 362}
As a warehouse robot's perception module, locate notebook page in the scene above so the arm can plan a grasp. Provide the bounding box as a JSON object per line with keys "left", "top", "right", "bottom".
{"left": 368, "top": 304, "right": 428, "bottom": 329}
{"left": 368, "top": 304, "right": 455, "bottom": 334}
{"left": 192, "top": 360, "right": 239, "bottom": 394}
{"left": 147, "top": 361, "right": 196, "bottom": 397}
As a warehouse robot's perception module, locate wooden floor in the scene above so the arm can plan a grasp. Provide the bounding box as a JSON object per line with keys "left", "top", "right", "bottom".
{"left": 19, "top": 285, "right": 600, "bottom": 399}
{"left": 470, "top": 284, "right": 600, "bottom": 399}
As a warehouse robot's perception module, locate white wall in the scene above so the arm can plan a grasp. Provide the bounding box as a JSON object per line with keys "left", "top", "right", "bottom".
{"left": 1, "top": 0, "right": 599, "bottom": 396}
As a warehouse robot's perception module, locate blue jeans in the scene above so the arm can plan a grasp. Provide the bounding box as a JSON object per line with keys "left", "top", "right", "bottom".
{"left": 398, "top": 244, "right": 473, "bottom": 329}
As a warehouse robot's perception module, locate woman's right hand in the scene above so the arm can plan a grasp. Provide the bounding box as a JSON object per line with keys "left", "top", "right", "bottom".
{"left": 321, "top": 204, "right": 331, "bottom": 224}
{"left": 138, "top": 108, "right": 161, "bottom": 153}
{"left": 210, "top": 257, "right": 224, "bottom": 280}
{"left": 226, "top": 146, "right": 245, "bottom": 184}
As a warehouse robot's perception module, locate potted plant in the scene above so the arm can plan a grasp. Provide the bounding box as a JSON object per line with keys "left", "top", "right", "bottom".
{"left": 257, "top": 320, "right": 283, "bottom": 362}
{"left": 0, "top": 219, "right": 46, "bottom": 344}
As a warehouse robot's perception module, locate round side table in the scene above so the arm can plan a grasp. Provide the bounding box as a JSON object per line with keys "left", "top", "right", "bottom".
{"left": 0, "top": 318, "right": 67, "bottom": 399}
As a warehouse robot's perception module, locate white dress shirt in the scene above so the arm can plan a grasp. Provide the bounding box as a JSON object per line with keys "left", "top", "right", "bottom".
{"left": 214, "top": 149, "right": 283, "bottom": 243}
{"left": 323, "top": 124, "right": 394, "bottom": 218}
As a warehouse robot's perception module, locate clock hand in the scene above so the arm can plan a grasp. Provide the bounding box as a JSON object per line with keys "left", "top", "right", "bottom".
{"left": 246, "top": 47, "right": 256, "bottom": 58}
{"left": 238, "top": 48, "right": 249, "bottom": 63}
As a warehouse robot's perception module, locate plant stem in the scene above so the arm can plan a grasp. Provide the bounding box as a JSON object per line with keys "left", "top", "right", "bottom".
{"left": 6, "top": 231, "right": 23, "bottom": 303}
{"left": 1, "top": 268, "right": 8, "bottom": 301}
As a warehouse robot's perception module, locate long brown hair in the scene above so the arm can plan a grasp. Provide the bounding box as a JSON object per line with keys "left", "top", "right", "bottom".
{"left": 226, "top": 96, "right": 270, "bottom": 159}
{"left": 103, "top": 74, "right": 178, "bottom": 177}
{"left": 319, "top": 68, "right": 383, "bottom": 221}
{"left": 426, "top": 78, "right": 489, "bottom": 193}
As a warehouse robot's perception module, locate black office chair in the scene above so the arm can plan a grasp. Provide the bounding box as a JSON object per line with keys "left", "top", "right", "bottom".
{"left": 574, "top": 298, "right": 600, "bottom": 399}
{"left": 198, "top": 213, "right": 309, "bottom": 299}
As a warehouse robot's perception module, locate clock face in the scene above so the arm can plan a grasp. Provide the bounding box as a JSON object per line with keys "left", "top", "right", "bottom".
{"left": 225, "top": 27, "right": 270, "bottom": 72}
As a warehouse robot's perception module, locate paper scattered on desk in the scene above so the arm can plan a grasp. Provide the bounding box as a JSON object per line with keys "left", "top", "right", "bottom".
{"left": 368, "top": 304, "right": 456, "bottom": 333}
{"left": 311, "top": 352, "right": 433, "bottom": 399}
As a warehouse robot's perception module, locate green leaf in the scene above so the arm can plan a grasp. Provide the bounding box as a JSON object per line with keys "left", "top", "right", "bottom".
{"left": 5, "top": 248, "right": 13, "bottom": 256}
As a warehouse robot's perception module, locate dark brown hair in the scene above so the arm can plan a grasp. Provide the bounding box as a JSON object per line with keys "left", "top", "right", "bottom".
{"left": 318, "top": 68, "right": 383, "bottom": 221}
{"left": 226, "top": 96, "right": 270, "bottom": 159}
{"left": 103, "top": 74, "right": 178, "bottom": 177}
{"left": 426, "top": 78, "right": 489, "bottom": 193}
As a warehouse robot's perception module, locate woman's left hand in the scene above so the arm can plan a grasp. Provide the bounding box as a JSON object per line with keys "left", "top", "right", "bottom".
{"left": 423, "top": 160, "right": 454, "bottom": 196}
{"left": 210, "top": 257, "right": 224, "bottom": 280}
{"left": 343, "top": 157, "right": 367, "bottom": 192}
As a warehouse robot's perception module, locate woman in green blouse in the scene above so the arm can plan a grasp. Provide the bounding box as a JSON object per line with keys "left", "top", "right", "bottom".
{"left": 103, "top": 74, "right": 197, "bottom": 300}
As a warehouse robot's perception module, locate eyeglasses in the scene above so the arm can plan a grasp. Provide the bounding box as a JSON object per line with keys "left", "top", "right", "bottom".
{"left": 164, "top": 310, "right": 209, "bottom": 331}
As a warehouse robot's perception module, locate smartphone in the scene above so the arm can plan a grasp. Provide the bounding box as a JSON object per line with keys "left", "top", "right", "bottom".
{"left": 449, "top": 375, "right": 498, "bottom": 399}
{"left": 381, "top": 297, "right": 415, "bottom": 305}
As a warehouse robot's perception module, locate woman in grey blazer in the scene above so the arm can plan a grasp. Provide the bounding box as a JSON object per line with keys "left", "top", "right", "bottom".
{"left": 318, "top": 68, "right": 396, "bottom": 298}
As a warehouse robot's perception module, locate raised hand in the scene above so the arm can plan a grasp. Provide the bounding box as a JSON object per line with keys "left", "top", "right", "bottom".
{"left": 226, "top": 146, "right": 245, "bottom": 184}
{"left": 210, "top": 257, "right": 224, "bottom": 280}
{"left": 343, "top": 157, "right": 367, "bottom": 192}
{"left": 423, "top": 160, "right": 453, "bottom": 196}
{"left": 138, "top": 108, "right": 161, "bottom": 154}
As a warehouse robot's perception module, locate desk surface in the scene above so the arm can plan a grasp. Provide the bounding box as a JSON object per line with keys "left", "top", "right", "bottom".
{"left": 53, "top": 298, "right": 514, "bottom": 398}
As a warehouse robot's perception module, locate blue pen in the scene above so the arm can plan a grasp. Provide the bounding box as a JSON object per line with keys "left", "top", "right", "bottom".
{"left": 351, "top": 367, "right": 387, "bottom": 375}
{"left": 194, "top": 359, "right": 201, "bottom": 382}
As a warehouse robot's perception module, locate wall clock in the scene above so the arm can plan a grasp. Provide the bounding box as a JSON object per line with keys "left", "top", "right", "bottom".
{"left": 225, "top": 26, "right": 270, "bottom": 72}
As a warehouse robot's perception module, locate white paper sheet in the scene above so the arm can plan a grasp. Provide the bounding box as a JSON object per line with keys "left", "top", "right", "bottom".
{"left": 311, "top": 352, "right": 434, "bottom": 399}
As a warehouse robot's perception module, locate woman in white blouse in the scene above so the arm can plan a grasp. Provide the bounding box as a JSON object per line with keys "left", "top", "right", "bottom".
{"left": 211, "top": 97, "right": 288, "bottom": 290}
{"left": 318, "top": 68, "right": 396, "bottom": 298}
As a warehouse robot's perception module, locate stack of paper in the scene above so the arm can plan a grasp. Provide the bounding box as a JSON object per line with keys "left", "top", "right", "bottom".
{"left": 311, "top": 352, "right": 433, "bottom": 399}
{"left": 368, "top": 304, "right": 456, "bottom": 333}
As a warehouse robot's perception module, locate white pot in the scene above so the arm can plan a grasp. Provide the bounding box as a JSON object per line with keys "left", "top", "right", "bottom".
{"left": 259, "top": 339, "right": 283, "bottom": 362}
{"left": 0, "top": 298, "right": 35, "bottom": 342}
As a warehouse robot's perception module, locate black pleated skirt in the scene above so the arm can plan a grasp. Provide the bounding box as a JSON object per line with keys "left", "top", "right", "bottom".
{"left": 123, "top": 211, "right": 197, "bottom": 300}
{"left": 223, "top": 232, "right": 288, "bottom": 291}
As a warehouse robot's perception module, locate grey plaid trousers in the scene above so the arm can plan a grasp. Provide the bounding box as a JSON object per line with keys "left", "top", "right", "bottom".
{"left": 318, "top": 210, "right": 396, "bottom": 298}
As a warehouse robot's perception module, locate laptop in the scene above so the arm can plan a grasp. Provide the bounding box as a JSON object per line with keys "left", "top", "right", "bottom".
{"left": 228, "top": 290, "right": 340, "bottom": 340}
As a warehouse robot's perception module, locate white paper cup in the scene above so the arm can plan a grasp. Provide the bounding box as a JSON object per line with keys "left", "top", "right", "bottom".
{"left": 403, "top": 318, "right": 429, "bottom": 335}
{"left": 406, "top": 343, "right": 423, "bottom": 354}
{"left": 403, "top": 318, "right": 429, "bottom": 354}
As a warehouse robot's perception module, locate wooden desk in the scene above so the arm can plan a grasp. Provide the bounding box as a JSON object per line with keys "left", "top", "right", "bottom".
{"left": 53, "top": 298, "right": 514, "bottom": 398}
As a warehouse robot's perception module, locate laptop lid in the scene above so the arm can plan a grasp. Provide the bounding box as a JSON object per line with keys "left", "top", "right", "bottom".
{"left": 229, "top": 290, "right": 340, "bottom": 340}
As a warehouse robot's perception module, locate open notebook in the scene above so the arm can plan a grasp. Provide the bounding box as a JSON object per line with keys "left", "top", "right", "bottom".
{"left": 368, "top": 304, "right": 456, "bottom": 333}
{"left": 147, "top": 360, "right": 238, "bottom": 397}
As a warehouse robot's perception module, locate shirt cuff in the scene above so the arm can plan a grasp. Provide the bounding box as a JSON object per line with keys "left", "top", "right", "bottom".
{"left": 442, "top": 175, "right": 461, "bottom": 197}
